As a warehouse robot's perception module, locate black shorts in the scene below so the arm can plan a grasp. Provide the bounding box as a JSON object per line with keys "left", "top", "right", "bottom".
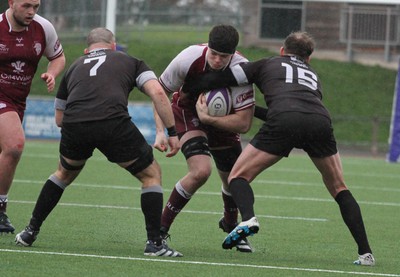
{"left": 60, "top": 117, "right": 153, "bottom": 164}
{"left": 210, "top": 142, "right": 242, "bottom": 172}
{"left": 250, "top": 112, "right": 337, "bottom": 158}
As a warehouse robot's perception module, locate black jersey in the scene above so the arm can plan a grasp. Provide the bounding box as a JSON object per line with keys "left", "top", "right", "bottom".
{"left": 236, "top": 55, "right": 331, "bottom": 120}
{"left": 56, "top": 49, "right": 155, "bottom": 123}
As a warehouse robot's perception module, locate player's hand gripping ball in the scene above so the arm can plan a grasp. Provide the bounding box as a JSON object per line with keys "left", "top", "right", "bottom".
{"left": 204, "top": 88, "right": 232, "bottom": 117}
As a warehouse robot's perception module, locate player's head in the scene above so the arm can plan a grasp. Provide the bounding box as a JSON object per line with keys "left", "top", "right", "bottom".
{"left": 208, "top": 24, "right": 239, "bottom": 54}
{"left": 86, "top": 27, "right": 116, "bottom": 52}
{"left": 8, "top": 0, "right": 41, "bottom": 29}
{"left": 281, "top": 31, "right": 315, "bottom": 61}
{"left": 207, "top": 24, "right": 239, "bottom": 70}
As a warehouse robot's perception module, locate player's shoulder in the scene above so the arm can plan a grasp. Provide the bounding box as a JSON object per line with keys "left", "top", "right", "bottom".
{"left": 230, "top": 52, "right": 249, "bottom": 67}
{"left": 0, "top": 13, "right": 7, "bottom": 33}
{"left": 177, "top": 44, "right": 206, "bottom": 58}
{"left": 32, "top": 13, "right": 57, "bottom": 33}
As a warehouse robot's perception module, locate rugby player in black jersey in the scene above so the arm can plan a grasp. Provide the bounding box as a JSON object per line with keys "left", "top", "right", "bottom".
{"left": 15, "top": 27, "right": 182, "bottom": 257}
{"left": 183, "top": 31, "right": 375, "bottom": 266}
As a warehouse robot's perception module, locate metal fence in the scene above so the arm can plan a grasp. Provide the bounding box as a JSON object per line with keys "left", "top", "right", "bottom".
{"left": 340, "top": 5, "right": 400, "bottom": 62}
{"left": 38, "top": 0, "right": 242, "bottom": 40}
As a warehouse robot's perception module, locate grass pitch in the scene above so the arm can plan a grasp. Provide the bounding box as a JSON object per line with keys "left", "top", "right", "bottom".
{"left": 0, "top": 140, "right": 399, "bottom": 276}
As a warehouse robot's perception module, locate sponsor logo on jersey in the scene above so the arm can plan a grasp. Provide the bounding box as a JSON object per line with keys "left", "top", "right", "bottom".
{"left": 34, "top": 42, "right": 42, "bottom": 56}
{"left": 1, "top": 61, "right": 32, "bottom": 85}
{"left": 0, "top": 102, "right": 7, "bottom": 109}
{"left": 16, "top": 37, "right": 24, "bottom": 47}
{"left": 0, "top": 43, "right": 9, "bottom": 54}
{"left": 12, "top": 61, "right": 25, "bottom": 74}
{"left": 235, "top": 90, "right": 254, "bottom": 104}
{"left": 54, "top": 39, "right": 61, "bottom": 51}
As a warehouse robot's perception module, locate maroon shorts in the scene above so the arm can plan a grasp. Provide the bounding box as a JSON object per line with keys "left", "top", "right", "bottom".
{"left": 171, "top": 92, "right": 240, "bottom": 148}
{"left": 0, "top": 99, "right": 24, "bottom": 122}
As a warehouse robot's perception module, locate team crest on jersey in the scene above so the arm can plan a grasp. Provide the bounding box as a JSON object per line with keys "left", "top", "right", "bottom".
{"left": 16, "top": 37, "right": 24, "bottom": 47}
{"left": 12, "top": 61, "right": 25, "bottom": 74}
{"left": 34, "top": 42, "right": 42, "bottom": 56}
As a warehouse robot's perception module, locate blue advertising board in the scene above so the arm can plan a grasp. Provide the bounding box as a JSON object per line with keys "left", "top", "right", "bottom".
{"left": 23, "top": 98, "right": 156, "bottom": 144}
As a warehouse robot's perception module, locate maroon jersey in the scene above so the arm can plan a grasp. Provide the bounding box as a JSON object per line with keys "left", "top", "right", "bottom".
{"left": 0, "top": 11, "right": 64, "bottom": 113}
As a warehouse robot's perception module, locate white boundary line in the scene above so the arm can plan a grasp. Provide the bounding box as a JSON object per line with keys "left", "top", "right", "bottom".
{"left": 14, "top": 179, "right": 400, "bottom": 207}
{"left": 11, "top": 200, "right": 328, "bottom": 222}
{"left": 1, "top": 249, "right": 399, "bottom": 277}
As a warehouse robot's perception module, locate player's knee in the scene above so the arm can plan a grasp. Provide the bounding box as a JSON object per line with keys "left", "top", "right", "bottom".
{"left": 190, "top": 165, "right": 212, "bottom": 183}
{"left": 3, "top": 142, "right": 24, "bottom": 161}
{"left": 59, "top": 155, "right": 85, "bottom": 171}
{"left": 181, "top": 136, "right": 211, "bottom": 160}
{"left": 124, "top": 145, "right": 154, "bottom": 175}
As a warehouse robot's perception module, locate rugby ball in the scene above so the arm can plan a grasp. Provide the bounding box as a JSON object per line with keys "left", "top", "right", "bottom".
{"left": 205, "top": 88, "right": 232, "bottom": 117}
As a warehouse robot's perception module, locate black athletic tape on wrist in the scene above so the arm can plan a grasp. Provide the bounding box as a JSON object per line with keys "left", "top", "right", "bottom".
{"left": 167, "top": 126, "right": 177, "bottom": 137}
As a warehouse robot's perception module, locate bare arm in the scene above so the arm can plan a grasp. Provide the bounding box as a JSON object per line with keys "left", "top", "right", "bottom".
{"left": 143, "top": 79, "right": 179, "bottom": 157}
{"left": 153, "top": 102, "right": 169, "bottom": 153}
{"left": 196, "top": 94, "right": 254, "bottom": 134}
{"left": 55, "top": 109, "right": 63, "bottom": 127}
{"left": 41, "top": 53, "right": 66, "bottom": 92}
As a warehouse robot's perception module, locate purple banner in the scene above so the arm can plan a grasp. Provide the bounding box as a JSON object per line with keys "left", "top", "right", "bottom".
{"left": 387, "top": 58, "right": 400, "bottom": 163}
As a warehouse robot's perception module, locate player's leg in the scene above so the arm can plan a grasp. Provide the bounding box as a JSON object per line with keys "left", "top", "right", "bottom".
{"left": 222, "top": 144, "right": 281, "bottom": 249}
{"left": 311, "top": 153, "right": 374, "bottom": 266}
{"left": 0, "top": 111, "right": 24, "bottom": 233}
{"left": 161, "top": 130, "right": 212, "bottom": 235}
{"left": 211, "top": 143, "right": 253, "bottom": 252}
{"left": 110, "top": 118, "right": 182, "bottom": 257}
{"left": 15, "top": 122, "right": 89, "bottom": 246}
{"left": 15, "top": 156, "right": 85, "bottom": 247}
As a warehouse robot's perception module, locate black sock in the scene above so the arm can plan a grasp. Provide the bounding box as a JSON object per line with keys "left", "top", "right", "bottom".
{"left": 229, "top": 178, "right": 255, "bottom": 221}
{"left": 29, "top": 179, "right": 64, "bottom": 231}
{"left": 335, "top": 190, "right": 372, "bottom": 254}
{"left": 141, "top": 191, "right": 163, "bottom": 245}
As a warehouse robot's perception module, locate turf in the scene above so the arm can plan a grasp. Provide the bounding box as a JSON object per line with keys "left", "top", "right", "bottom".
{"left": 0, "top": 140, "right": 399, "bottom": 276}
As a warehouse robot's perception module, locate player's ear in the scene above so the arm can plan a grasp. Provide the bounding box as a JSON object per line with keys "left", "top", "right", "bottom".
{"left": 111, "top": 42, "right": 117, "bottom": 51}
{"left": 84, "top": 48, "right": 88, "bottom": 54}
{"left": 280, "top": 47, "right": 285, "bottom": 56}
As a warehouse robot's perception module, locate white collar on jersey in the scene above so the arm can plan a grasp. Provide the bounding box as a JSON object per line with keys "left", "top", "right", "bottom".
{"left": 5, "top": 9, "right": 29, "bottom": 32}
{"left": 88, "top": 48, "right": 110, "bottom": 53}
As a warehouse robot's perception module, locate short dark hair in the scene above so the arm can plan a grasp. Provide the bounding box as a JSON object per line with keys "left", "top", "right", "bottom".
{"left": 87, "top": 27, "right": 115, "bottom": 46}
{"left": 283, "top": 31, "right": 315, "bottom": 60}
{"left": 208, "top": 24, "right": 239, "bottom": 54}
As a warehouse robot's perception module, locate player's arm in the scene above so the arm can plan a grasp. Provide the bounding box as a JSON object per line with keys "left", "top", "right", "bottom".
{"left": 55, "top": 109, "right": 64, "bottom": 127}
{"left": 254, "top": 105, "right": 268, "bottom": 121}
{"left": 152, "top": 102, "right": 169, "bottom": 153}
{"left": 182, "top": 68, "right": 238, "bottom": 96}
{"left": 41, "top": 53, "right": 66, "bottom": 92}
{"left": 143, "top": 79, "right": 179, "bottom": 157}
{"left": 196, "top": 93, "right": 254, "bottom": 134}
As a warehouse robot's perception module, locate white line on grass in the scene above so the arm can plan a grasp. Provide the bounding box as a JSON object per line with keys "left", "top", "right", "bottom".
{"left": 11, "top": 200, "right": 328, "bottom": 222}
{"left": 253, "top": 179, "right": 400, "bottom": 193}
{"left": 22, "top": 152, "right": 400, "bottom": 180}
{"left": 14, "top": 179, "right": 400, "bottom": 207}
{"left": 1, "top": 249, "right": 398, "bottom": 277}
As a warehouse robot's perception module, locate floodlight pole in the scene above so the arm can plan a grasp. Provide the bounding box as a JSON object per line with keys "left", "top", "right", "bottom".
{"left": 106, "top": 0, "right": 116, "bottom": 34}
